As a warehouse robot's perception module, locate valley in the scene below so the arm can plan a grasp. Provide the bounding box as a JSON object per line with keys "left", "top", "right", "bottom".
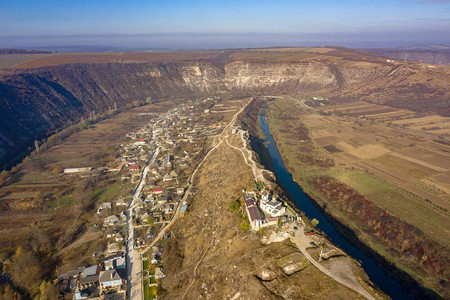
{"left": 0, "top": 47, "right": 449, "bottom": 299}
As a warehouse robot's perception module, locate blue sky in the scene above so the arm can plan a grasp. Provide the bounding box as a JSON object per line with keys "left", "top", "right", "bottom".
{"left": 0, "top": 0, "right": 449, "bottom": 49}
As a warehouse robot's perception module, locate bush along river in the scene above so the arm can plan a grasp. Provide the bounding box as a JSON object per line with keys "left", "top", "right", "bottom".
{"left": 259, "top": 113, "right": 417, "bottom": 300}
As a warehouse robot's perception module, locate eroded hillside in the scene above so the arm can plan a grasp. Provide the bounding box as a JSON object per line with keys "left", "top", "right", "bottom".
{"left": 1, "top": 47, "right": 449, "bottom": 169}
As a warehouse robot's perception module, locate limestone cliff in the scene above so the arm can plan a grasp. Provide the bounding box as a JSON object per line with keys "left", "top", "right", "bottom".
{"left": 1, "top": 53, "right": 449, "bottom": 169}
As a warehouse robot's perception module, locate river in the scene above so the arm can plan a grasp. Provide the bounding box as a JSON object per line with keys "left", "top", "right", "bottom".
{"left": 259, "top": 113, "right": 415, "bottom": 300}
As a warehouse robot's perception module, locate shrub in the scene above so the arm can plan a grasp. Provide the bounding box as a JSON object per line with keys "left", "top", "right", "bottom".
{"left": 229, "top": 199, "right": 241, "bottom": 212}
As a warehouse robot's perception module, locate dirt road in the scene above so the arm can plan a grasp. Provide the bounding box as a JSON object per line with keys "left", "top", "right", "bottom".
{"left": 289, "top": 224, "right": 375, "bottom": 300}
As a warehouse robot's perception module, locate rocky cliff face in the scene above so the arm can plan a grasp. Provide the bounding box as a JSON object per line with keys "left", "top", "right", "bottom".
{"left": 0, "top": 58, "right": 449, "bottom": 169}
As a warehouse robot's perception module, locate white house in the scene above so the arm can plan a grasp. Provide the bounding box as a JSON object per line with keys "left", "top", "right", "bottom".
{"left": 64, "top": 167, "right": 92, "bottom": 174}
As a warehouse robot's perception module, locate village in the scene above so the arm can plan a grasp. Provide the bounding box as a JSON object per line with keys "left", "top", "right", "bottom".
{"left": 57, "top": 96, "right": 352, "bottom": 300}
{"left": 58, "top": 96, "right": 232, "bottom": 300}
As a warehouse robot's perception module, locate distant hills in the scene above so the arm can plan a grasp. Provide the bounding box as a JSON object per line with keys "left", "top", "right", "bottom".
{"left": 0, "top": 49, "right": 52, "bottom": 55}
{"left": 364, "top": 45, "right": 450, "bottom": 65}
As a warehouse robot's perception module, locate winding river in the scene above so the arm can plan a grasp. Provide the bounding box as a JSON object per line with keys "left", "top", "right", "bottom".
{"left": 259, "top": 113, "right": 414, "bottom": 300}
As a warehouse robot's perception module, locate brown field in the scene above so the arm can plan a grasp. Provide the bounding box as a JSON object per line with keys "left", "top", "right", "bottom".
{"left": 11, "top": 50, "right": 224, "bottom": 69}
{"left": 266, "top": 98, "right": 450, "bottom": 296}
{"left": 306, "top": 109, "right": 450, "bottom": 214}
{"left": 0, "top": 53, "right": 52, "bottom": 69}
{"left": 270, "top": 98, "right": 450, "bottom": 244}
{"left": 305, "top": 48, "right": 336, "bottom": 54}
{"left": 319, "top": 101, "right": 450, "bottom": 139}
{"left": 5, "top": 46, "right": 391, "bottom": 70}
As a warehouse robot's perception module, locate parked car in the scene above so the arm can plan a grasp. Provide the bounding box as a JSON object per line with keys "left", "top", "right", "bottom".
{"left": 310, "top": 242, "right": 317, "bottom": 247}
{"left": 293, "top": 226, "right": 298, "bottom": 230}
{"left": 305, "top": 231, "right": 314, "bottom": 236}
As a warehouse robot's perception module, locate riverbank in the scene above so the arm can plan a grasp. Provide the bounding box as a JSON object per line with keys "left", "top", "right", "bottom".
{"left": 245, "top": 98, "right": 446, "bottom": 299}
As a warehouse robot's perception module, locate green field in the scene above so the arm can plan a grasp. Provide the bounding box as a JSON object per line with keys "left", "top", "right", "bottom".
{"left": 372, "top": 154, "right": 433, "bottom": 179}
{"left": 334, "top": 170, "right": 449, "bottom": 244}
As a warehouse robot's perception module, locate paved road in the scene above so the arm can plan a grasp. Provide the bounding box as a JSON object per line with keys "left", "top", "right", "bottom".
{"left": 126, "top": 126, "right": 160, "bottom": 300}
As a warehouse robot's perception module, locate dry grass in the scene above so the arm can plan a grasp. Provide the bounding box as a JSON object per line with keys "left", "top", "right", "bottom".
{"left": 159, "top": 111, "right": 375, "bottom": 299}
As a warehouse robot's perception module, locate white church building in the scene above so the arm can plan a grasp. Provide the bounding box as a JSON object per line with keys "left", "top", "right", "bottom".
{"left": 260, "top": 191, "right": 286, "bottom": 217}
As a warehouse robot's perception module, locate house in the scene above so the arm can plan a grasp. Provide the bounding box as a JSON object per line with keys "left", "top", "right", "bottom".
{"left": 99, "top": 270, "right": 125, "bottom": 290}
{"left": 105, "top": 256, "right": 126, "bottom": 271}
{"left": 108, "top": 161, "right": 127, "bottom": 172}
{"left": 260, "top": 199, "right": 286, "bottom": 217}
{"left": 162, "top": 174, "right": 173, "bottom": 182}
{"left": 243, "top": 193, "right": 263, "bottom": 230}
{"left": 116, "top": 197, "right": 127, "bottom": 206}
{"left": 140, "top": 212, "right": 150, "bottom": 224}
{"left": 261, "top": 191, "right": 269, "bottom": 202}
{"left": 134, "top": 139, "right": 146, "bottom": 146}
{"left": 158, "top": 194, "right": 170, "bottom": 203}
{"left": 144, "top": 195, "right": 155, "bottom": 204}
{"left": 64, "top": 167, "right": 92, "bottom": 174}
{"left": 129, "top": 165, "right": 140, "bottom": 172}
{"left": 155, "top": 267, "right": 165, "bottom": 279}
{"left": 104, "top": 215, "right": 120, "bottom": 227}
{"left": 78, "top": 276, "right": 99, "bottom": 290}
{"left": 107, "top": 242, "right": 120, "bottom": 253}
{"left": 169, "top": 170, "right": 178, "bottom": 178}
{"left": 97, "top": 202, "right": 112, "bottom": 214}
{"left": 176, "top": 188, "right": 185, "bottom": 195}
{"left": 151, "top": 246, "right": 162, "bottom": 264}
{"left": 152, "top": 188, "right": 164, "bottom": 195}
{"left": 146, "top": 227, "right": 155, "bottom": 239}
{"left": 179, "top": 204, "right": 188, "bottom": 215}
{"left": 105, "top": 227, "right": 117, "bottom": 238}
{"left": 162, "top": 154, "right": 173, "bottom": 167}
{"left": 115, "top": 233, "right": 124, "bottom": 242}
{"left": 119, "top": 211, "right": 127, "bottom": 223}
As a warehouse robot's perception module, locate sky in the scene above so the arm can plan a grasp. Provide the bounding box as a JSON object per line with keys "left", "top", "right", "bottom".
{"left": 0, "top": 0, "right": 449, "bottom": 50}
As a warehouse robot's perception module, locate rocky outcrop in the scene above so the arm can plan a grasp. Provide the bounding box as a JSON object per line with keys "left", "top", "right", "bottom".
{"left": 0, "top": 58, "right": 449, "bottom": 169}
